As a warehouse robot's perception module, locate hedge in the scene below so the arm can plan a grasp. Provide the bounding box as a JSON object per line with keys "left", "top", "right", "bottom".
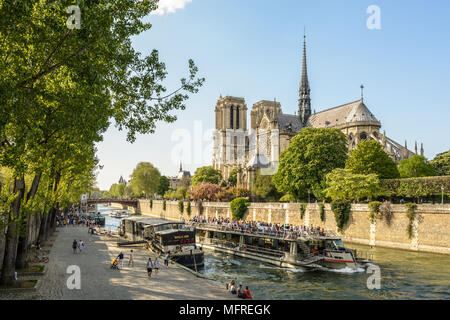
{"left": 382, "top": 176, "right": 450, "bottom": 198}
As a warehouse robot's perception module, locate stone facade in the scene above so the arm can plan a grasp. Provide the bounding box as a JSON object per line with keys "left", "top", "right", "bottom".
{"left": 138, "top": 200, "right": 450, "bottom": 255}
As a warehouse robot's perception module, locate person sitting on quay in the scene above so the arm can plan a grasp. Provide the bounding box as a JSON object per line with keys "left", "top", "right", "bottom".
{"left": 243, "top": 286, "right": 253, "bottom": 299}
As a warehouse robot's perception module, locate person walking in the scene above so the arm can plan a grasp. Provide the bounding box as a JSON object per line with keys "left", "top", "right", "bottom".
{"left": 128, "top": 250, "right": 134, "bottom": 267}
{"left": 147, "top": 258, "right": 153, "bottom": 278}
{"left": 117, "top": 252, "right": 124, "bottom": 269}
{"left": 72, "top": 239, "right": 78, "bottom": 254}
{"left": 153, "top": 258, "right": 159, "bottom": 275}
{"left": 164, "top": 252, "right": 170, "bottom": 268}
{"left": 79, "top": 240, "right": 84, "bottom": 253}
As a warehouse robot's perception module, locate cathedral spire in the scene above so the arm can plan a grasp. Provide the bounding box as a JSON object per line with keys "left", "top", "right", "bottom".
{"left": 298, "top": 30, "right": 311, "bottom": 126}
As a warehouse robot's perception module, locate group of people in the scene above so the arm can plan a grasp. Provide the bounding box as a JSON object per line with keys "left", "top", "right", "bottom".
{"left": 226, "top": 280, "right": 253, "bottom": 299}
{"left": 111, "top": 250, "right": 170, "bottom": 277}
{"left": 72, "top": 239, "right": 85, "bottom": 253}
{"left": 190, "top": 216, "right": 328, "bottom": 238}
{"left": 146, "top": 252, "right": 170, "bottom": 278}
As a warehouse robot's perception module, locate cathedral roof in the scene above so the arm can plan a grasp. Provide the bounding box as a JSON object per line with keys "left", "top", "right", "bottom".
{"left": 306, "top": 99, "right": 380, "bottom": 128}
{"left": 277, "top": 114, "right": 303, "bottom": 132}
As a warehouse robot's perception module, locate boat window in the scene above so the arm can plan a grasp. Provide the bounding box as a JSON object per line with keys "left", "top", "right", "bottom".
{"left": 332, "top": 239, "right": 345, "bottom": 250}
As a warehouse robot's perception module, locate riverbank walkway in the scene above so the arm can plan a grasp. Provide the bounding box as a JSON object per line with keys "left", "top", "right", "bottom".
{"left": 0, "top": 225, "right": 232, "bottom": 300}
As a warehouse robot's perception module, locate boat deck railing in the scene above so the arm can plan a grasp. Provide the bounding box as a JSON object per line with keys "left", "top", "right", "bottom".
{"left": 188, "top": 222, "right": 338, "bottom": 241}
{"left": 352, "top": 249, "right": 374, "bottom": 261}
{"left": 198, "top": 236, "right": 285, "bottom": 258}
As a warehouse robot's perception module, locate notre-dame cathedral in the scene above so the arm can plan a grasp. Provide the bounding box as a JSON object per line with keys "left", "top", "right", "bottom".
{"left": 212, "top": 35, "right": 422, "bottom": 189}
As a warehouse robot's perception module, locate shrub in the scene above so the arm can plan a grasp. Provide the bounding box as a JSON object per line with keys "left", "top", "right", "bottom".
{"left": 178, "top": 200, "right": 184, "bottom": 214}
{"left": 368, "top": 201, "right": 382, "bottom": 224}
{"left": 230, "top": 197, "right": 249, "bottom": 220}
{"left": 319, "top": 203, "right": 325, "bottom": 222}
{"left": 405, "top": 203, "right": 417, "bottom": 239}
{"left": 299, "top": 203, "right": 307, "bottom": 219}
{"left": 279, "top": 194, "right": 296, "bottom": 202}
{"left": 331, "top": 200, "right": 351, "bottom": 232}
{"left": 186, "top": 201, "right": 191, "bottom": 216}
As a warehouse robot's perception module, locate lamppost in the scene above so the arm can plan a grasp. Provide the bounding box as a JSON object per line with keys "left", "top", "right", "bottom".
{"left": 442, "top": 185, "right": 445, "bottom": 205}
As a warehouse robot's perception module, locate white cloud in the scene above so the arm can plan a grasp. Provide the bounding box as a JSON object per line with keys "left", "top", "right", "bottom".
{"left": 152, "top": 0, "right": 193, "bottom": 15}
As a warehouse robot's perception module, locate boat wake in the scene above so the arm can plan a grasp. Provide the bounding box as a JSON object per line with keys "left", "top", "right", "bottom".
{"left": 326, "top": 266, "right": 366, "bottom": 274}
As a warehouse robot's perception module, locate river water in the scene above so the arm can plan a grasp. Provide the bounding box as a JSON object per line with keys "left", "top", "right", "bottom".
{"left": 95, "top": 205, "right": 450, "bottom": 299}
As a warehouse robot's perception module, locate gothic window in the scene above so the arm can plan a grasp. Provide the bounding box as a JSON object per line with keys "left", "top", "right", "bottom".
{"left": 236, "top": 106, "right": 240, "bottom": 129}
{"left": 372, "top": 132, "right": 378, "bottom": 139}
{"left": 230, "top": 106, "right": 234, "bottom": 129}
{"left": 360, "top": 132, "right": 367, "bottom": 140}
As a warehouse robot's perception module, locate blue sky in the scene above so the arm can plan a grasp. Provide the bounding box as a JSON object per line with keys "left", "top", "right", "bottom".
{"left": 95, "top": 0, "right": 450, "bottom": 190}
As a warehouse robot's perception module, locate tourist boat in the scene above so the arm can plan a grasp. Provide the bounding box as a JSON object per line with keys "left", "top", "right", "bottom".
{"left": 87, "top": 213, "right": 105, "bottom": 226}
{"left": 191, "top": 223, "right": 372, "bottom": 271}
{"left": 119, "top": 217, "right": 204, "bottom": 269}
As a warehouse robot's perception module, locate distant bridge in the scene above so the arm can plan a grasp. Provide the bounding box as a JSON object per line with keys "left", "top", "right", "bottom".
{"left": 86, "top": 198, "right": 139, "bottom": 208}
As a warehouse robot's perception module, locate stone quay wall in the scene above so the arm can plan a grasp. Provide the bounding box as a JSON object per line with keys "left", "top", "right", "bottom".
{"left": 134, "top": 199, "right": 450, "bottom": 255}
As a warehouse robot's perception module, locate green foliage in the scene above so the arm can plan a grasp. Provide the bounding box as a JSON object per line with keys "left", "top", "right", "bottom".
{"left": 398, "top": 155, "right": 436, "bottom": 178}
{"left": 254, "top": 171, "right": 282, "bottom": 201}
{"left": 279, "top": 194, "right": 296, "bottom": 202}
{"left": 109, "top": 183, "right": 126, "bottom": 198}
{"left": 368, "top": 201, "right": 382, "bottom": 224}
{"left": 129, "top": 162, "right": 161, "bottom": 198}
{"left": 230, "top": 197, "right": 249, "bottom": 220}
{"left": 430, "top": 150, "right": 450, "bottom": 176}
{"left": 273, "top": 127, "right": 348, "bottom": 200}
{"left": 379, "top": 201, "right": 393, "bottom": 225}
{"left": 186, "top": 201, "right": 191, "bottom": 216}
{"left": 405, "top": 203, "right": 417, "bottom": 239}
{"left": 346, "top": 140, "right": 400, "bottom": 179}
{"left": 331, "top": 200, "right": 351, "bottom": 231}
{"left": 382, "top": 176, "right": 450, "bottom": 199}
{"left": 227, "top": 168, "right": 238, "bottom": 187}
{"left": 324, "top": 168, "right": 387, "bottom": 201}
{"left": 163, "top": 200, "right": 166, "bottom": 211}
{"left": 319, "top": 203, "right": 325, "bottom": 222}
{"left": 191, "top": 166, "right": 222, "bottom": 186}
{"left": 299, "top": 203, "right": 307, "bottom": 219}
{"left": 157, "top": 176, "right": 170, "bottom": 196}
{"left": 178, "top": 200, "right": 184, "bottom": 214}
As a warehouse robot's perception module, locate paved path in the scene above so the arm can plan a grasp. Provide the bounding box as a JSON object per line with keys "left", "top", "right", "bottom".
{"left": 1, "top": 226, "right": 233, "bottom": 300}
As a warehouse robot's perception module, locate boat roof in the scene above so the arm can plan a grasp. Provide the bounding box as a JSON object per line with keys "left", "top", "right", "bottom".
{"left": 122, "top": 216, "right": 184, "bottom": 227}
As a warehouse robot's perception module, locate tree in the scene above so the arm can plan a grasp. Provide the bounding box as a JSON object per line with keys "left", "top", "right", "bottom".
{"left": 324, "top": 168, "right": 387, "bottom": 201}
{"left": 430, "top": 150, "right": 450, "bottom": 176}
{"left": 0, "top": 0, "right": 205, "bottom": 286}
{"left": 273, "top": 127, "right": 348, "bottom": 200}
{"left": 191, "top": 166, "right": 222, "bottom": 186}
{"left": 253, "top": 171, "right": 281, "bottom": 201}
{"left": 345, "top": 140, "right": 400, "bottom": 179}
{"left": 157, "top": 176, "right": 170, "bottom": 196}
{"left": 398, "top": 155, "right": 436, "bottom": 178}
{"left": 189, "top": 183, "right": 222, "bottom": 201}
{"left": 129, "top": 162, "right": 161, "bottom": 198}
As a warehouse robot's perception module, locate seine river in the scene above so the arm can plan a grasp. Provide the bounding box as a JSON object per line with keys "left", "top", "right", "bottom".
{"left": 96, "top": 205, "right": 449, "bottom": 299}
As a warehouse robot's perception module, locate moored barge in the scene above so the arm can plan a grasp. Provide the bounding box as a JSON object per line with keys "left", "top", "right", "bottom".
{"left": 190, "top": 222, "right": 372, "bottom": 271}
{"left": 119, "top": 217, "right": 204, "bottom": 269}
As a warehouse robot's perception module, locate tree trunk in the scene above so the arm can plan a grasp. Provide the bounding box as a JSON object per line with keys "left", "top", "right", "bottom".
{"left": 45, "top": 171, "right": 61, "bottom": 238}
{"left": 0, "top": 177, "right": 26, "bottom": 286}
{"left": 16, "top": 174, "right": 42, "bottom": 270}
